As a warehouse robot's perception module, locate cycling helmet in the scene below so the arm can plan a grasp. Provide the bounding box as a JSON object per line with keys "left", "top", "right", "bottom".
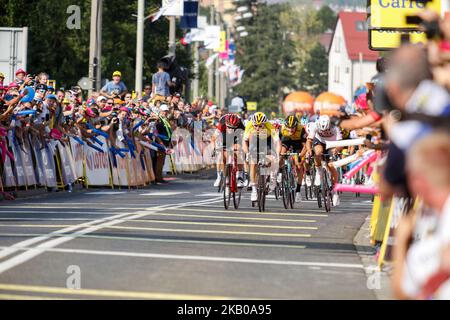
{"left": 252, "top": 112, "right": 267, "bottom": 126}
{"left": 226, "top": 114, "right": 240, "bottom": 129}
{"left": 317, "top": 115, "right": 331, "bottom": 131}
{"left": 285, "top": 115, "right": 298, "bottom": 128}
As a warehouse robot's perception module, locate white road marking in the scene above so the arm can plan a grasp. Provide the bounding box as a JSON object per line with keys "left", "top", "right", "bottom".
{"left": 85, "top": 192, "right": 127, "bottom": 195}
{"left": 139, "top": 192, "right": 190, "bottom": 196}
{"left": 0, "top": 246, "right": 365, "bottom": 269}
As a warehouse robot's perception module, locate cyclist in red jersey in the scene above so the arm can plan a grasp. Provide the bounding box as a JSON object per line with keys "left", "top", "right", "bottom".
{"left": 212, "top": 113, "right": 246, "bottom": 188}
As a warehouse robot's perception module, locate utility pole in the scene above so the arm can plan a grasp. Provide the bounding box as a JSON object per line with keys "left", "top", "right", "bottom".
{"left": 192, "top": 42, "right": 199, "bottom": 99}
{"left": 168, "top": 16, "right": 176, "bottom": 56}
{"left": 215, "top": 11, "right": 221, "bottom": 105}
{"left": 88, "top": 0, "right": 102, "bottom": 96}
{"left": 207, "top": 6, "right": 215, "bottom": 99}
{"left": 97, "top": 0, "right": 102, "bottom": 91}
{"left": 135, "top": 0, "right": 145, "bottom": 99}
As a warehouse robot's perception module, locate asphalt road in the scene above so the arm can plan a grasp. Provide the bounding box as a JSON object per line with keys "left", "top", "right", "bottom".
{"left": 0, "top": 173, "right": 376, "bottom": 300}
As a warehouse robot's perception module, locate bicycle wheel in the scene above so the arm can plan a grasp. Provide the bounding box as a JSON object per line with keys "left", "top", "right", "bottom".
{"left": 316, "top": 187, "right": 322, "bottom": 208}
{"left": 257, "top": 170, "right": 266, "bottom": 212}
{"left": 289, "top": 170, "right": 295, "bottom": 209}
{"left": 281, "top": 168, "right": 290, "bottom": 209}
{"left": 322, "top": 171, "right": 332, "bottom": 213}
{"left": 223, "top": 166, "right": 232, "bottom": 210}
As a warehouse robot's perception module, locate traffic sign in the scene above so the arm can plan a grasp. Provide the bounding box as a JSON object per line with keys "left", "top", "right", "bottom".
{"left": 369, "top": 0, "right": 441, "bottom": 29}
{"left": 369, "top": 28, "right": 428, "bottom": 50}
{"left": 247, "top": 101, "right": 257, "bottom": 111}
{"left": 78, "top": 77, "right": 90, "bottom": 90}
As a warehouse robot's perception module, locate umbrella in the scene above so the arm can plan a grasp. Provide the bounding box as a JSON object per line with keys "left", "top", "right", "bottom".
{"left": 313, "top": 92, "right": 346, "bottom": 116}
{"left": 283, "top": 91, "right": 314, "bottom": 115}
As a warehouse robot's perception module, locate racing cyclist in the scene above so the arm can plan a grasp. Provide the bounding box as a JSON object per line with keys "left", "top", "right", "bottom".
{"left": 306, "top": 115, "right": 342, "bottom": 206}
{"left": 279, "top": 115, "right": 308, "bottom": 202}
{"left": 212, "top": 113, "right": 246, "bottom": 188}
{"left": 243, "top": 112, "right": 280, "bottom": 202}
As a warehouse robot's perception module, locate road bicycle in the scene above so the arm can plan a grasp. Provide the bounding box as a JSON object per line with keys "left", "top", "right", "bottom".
{"left": 251, "top": 152, "right": 271, "bottom": 212}
{"left": 223, "top": 147, "right": 242, "bottom": 210}
{"left": 280, "top": 152, "right": 298, "bottom": 209}
{"left": 315, "top": 153, "right": 333, "bottom": 213}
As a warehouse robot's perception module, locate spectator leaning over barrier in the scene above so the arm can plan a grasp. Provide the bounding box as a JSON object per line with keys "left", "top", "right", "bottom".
{"left": 392, "top": 132, "right": 450, "bottom": 300}
{"left": 100, "top": 71, "right": 128, "bottom": 100}
{"left": 152, "top": 62, "right": 173, "bottom": 102}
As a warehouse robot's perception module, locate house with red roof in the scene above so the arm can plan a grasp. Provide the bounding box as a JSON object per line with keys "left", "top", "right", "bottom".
{"left": 328, "top": 12, "right": 379, "bottom": 103}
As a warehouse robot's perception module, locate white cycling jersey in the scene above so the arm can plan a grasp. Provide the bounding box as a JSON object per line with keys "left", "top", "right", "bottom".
{"left": 307, "top": 121, "right": 342, "bottom": 143}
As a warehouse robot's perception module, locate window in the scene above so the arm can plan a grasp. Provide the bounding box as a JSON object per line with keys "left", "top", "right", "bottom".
{"left": 335, "top": 37, "right": 340, "bottom": 53}
{"left": 334, "top": 66, "right": 340, "bottom": 83}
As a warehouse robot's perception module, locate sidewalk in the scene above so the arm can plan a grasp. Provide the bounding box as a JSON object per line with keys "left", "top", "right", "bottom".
{"left": 354, "top": 215, "right": 393, "bottom": 300}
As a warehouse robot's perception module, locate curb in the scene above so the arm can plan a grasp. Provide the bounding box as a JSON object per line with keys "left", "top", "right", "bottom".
{"left": 353, "top": 214, "right": 393, "bottom": 300}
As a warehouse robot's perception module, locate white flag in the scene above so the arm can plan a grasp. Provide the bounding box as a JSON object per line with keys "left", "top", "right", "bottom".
{"left": 205, "top": 53, "right": 219, "bottom": 68}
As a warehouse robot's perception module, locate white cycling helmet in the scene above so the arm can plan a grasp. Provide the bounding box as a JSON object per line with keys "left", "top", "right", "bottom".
{"left": 317, "top": 115, "right": 331, "bottom": 131}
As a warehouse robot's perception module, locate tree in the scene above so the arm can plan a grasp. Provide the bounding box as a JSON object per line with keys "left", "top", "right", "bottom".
{"left": 234, "top": 2, "right": 297, "bottom": 114}
{"left": 297, "top": 43, "right": 328, "bottom": 96}
{"left": 0, "top": 0, "right": 192, "bottom": 91}
{"left": 317, "top": 5, "right": 337, "bottom": 32}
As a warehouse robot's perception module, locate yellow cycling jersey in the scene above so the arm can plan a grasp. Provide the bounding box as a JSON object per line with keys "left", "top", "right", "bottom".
{"left": 243, "top": 121, "right": 277, "bottom": 141}
{"left": 280, "top": 124, "right": 305, "bottom": 141}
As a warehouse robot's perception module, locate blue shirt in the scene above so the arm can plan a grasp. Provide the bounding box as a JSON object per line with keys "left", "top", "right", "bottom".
{"left": 152, "top": 71, "right": 171, "bottom": 97}
{"left": 101, "top": 81, "right": 127, "bottom": 96}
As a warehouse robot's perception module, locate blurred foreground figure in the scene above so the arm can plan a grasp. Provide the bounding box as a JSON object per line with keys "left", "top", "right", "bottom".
{"left": 392, "top": 132, "right": 450, "bottom": 300}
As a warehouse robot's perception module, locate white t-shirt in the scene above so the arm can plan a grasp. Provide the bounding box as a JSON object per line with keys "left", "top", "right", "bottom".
{"left": 402, "top": 196, "right": 450, "bottom": 299}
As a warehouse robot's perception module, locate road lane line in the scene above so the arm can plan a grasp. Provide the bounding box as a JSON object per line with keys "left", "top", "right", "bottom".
{"left": 104, "top": 225, "right": 312, "bottom": 238}
{"left": 0, "top": 293, "right": 72, "bottom": 300}
{"left": 124, "top": 219, "right": 319, "bottom": 230}
{"left": 0, "top": 283, "right": 256, "bottom": 300}
{"left": 0, "top": 197, "right": 223, "bottom": 274}
{"left": 0, "top": 235, "right": 308, "bottom": 250}
{"left": 133, "top": 212, "right": 317, "bottom": 223}
{"left": 172, "top": 207, "right": 328, "bottom": 217}
{"left": 0, "top": 221, "right": 317, "bottom": 231}
{"left": 0, "top": 224, "right": 312, "bottom": 238}
{"left": 0, "top": 247, "right": 365, "bottom": 269}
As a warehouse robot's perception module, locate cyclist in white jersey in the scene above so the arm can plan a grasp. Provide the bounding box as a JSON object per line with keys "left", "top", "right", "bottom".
{"left": 306, "top": 115, "right": 342, "bottom": 206}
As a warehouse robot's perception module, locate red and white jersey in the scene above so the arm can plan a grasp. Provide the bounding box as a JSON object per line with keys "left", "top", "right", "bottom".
{"left": 307, "top": 121, "right": 342, "bottom": 143}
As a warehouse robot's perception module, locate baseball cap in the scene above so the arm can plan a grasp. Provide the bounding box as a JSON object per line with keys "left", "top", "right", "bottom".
{"left": 113, "top": 71, "right": 122, "bottom": 77}
{"left": 46, "top": 94, "right": 57, "bottom": 100}
{"left": 119, "top": 107, "right": 130, "bottom": 113}
{"left": 207, "top": 101, "right": 213, "bottom": 107}
{"left": 15, "top": 68, "right": 26, "bottom": 76}
{"left": 160, "top": 104, "right": 169, "bottom": 111}
{"left": 97, "top": 96, "right": 107, "bottom": 103}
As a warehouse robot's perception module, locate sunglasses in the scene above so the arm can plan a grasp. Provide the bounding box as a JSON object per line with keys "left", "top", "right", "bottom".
{"left": 106, "top": 102, "right": 114, "bottom": 105}
{"left": 38, "top": 89, "right": 46, "bottom": 94}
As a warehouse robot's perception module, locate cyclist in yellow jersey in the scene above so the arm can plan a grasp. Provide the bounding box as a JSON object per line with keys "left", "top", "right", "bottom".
{"left": 243, "top": 112, "right": 280, "bottom": 202}
{"left": 278, "top": 115, "right": 308, "bottom": 202}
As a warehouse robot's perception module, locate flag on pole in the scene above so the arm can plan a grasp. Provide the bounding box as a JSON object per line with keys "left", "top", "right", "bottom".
{"left": 180, "top": 1, "right": 199, "bottom": 29}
